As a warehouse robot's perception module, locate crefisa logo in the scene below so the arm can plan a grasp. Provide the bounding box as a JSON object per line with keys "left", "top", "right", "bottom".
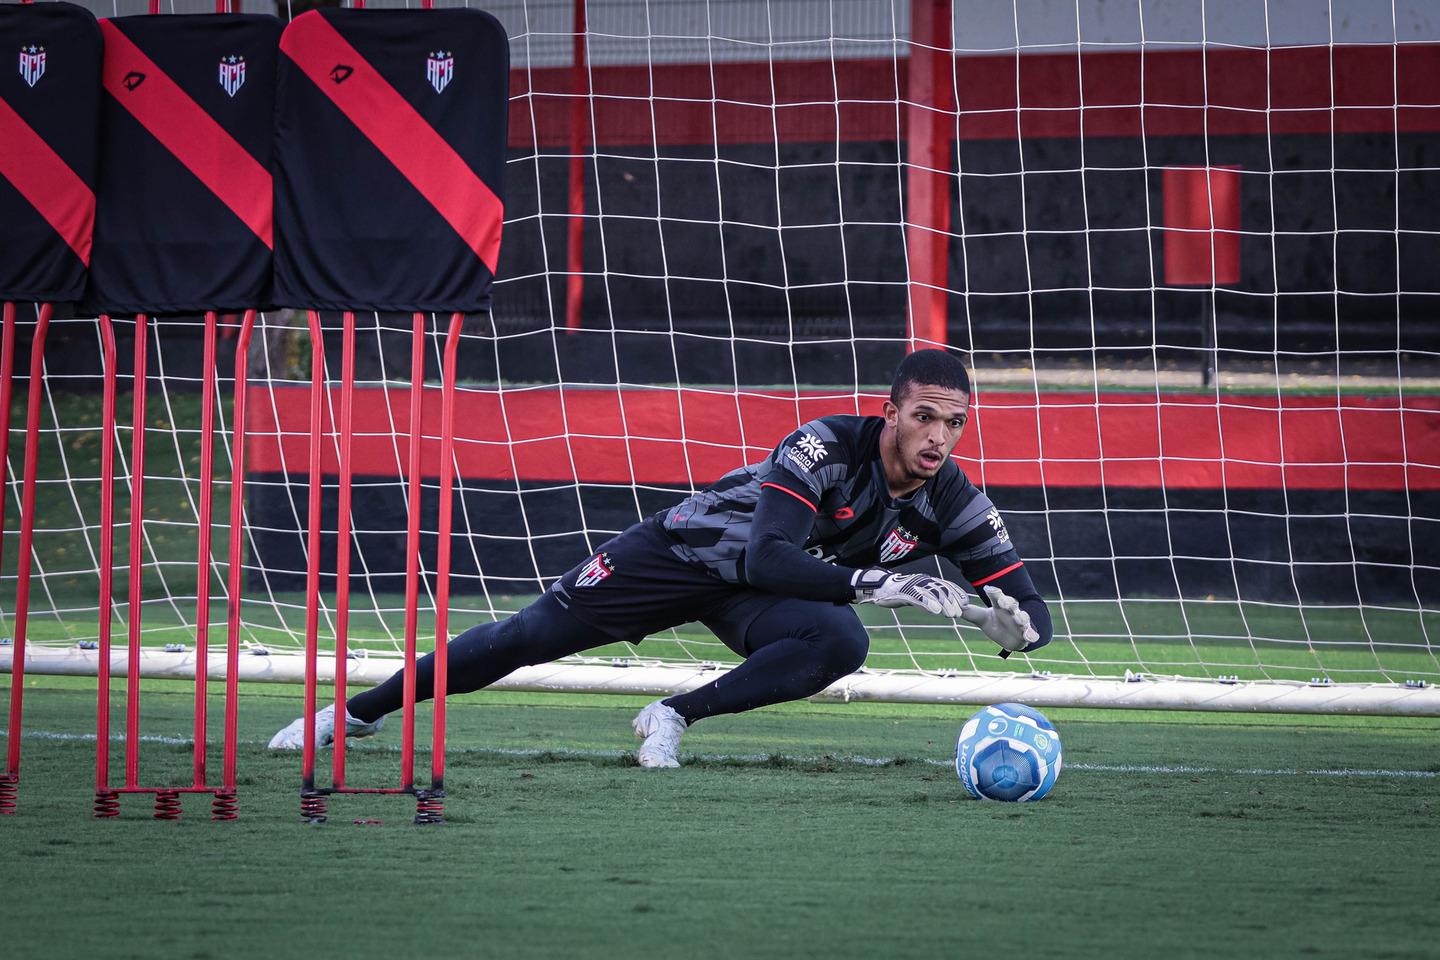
{"left": 426, "top": 50, "right": 454, "bottom": 93}
{"left": 219, "top": 55, "right": 246, "bottom": 97}
{"left": 19, "top": 44, "right": 45, "bottom": 87}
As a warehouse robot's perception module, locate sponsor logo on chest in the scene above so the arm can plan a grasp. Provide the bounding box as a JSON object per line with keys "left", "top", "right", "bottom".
{"left": 879, "top": 525, "right": 919, "bottom": 563}
{"left": 574, "top": 551, "right": 614, "bottom": 588}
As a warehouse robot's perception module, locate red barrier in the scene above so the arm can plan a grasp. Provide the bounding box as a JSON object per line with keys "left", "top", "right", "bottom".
{"left": 300, "top": 312, "right": 459, "bottom": 825}
{"left": 248, "top": 386, "right": 1440, "bottom": 491}
{"left": 1, "top": 302, "right": 49, "bottom": 814}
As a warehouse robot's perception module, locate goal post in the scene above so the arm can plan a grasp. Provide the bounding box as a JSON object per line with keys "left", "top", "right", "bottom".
{"left": 3, "top": 0, "right": 1439, "bottom": 717}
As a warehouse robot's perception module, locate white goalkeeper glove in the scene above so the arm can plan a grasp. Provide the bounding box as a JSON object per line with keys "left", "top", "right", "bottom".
{"left": 850, "top": 567, "right": 967, "bottom": 618}
{"left": 960, "top": 584, "right": 1039, "bottom": 653}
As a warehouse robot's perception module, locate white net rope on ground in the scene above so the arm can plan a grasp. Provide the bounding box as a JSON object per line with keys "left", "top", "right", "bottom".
{"left": 3, "top": 1, "right": 1439, "bottom": 711}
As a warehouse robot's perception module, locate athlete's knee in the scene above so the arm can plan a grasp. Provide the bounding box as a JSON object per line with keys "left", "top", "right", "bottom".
{"left": 825, "top": 611, "right": 870, "bottom": 676}
{"left": 799, "top": 607, "right": 869, "bottom": 680}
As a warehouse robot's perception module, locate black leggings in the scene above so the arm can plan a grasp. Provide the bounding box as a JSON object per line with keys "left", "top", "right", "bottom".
{"left": 346, "top": 592, "right": 869, "bottom": 726}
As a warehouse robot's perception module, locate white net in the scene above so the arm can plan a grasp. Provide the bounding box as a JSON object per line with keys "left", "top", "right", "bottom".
{"left": 4, "top": 0, "right": 1440, "bottom": 710}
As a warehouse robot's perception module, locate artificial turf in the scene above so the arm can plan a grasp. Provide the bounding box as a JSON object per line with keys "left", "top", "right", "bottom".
{"left": 3, "top": 675, "right": 1438, "bottom": 960}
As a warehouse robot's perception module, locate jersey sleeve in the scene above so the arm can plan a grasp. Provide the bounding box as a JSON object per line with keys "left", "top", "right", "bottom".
{"left": 939, "top": 485, "right": 1053, "bottom": 652}
{"left": 938, "top": 488, "right": 1025, "bottom": 587}
{"left": 757, "top": 418, "right": 855, "bottom": 506}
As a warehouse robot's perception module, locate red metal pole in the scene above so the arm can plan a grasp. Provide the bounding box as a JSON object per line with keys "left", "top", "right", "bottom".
{"left": 300, "top": 310, "right": 326, "bottom": 822}
{"left": 332, "top": 312, "right": 355, "bottom": 791}
{"left": 0, "top": 304, "right": 13, "bottom": 593}
{"left": 565, "top": 0, "right": 588, "bottom": 330}
{"left": 419, "top": 311, "right": 462, "bottom": 824}
{"left": 905, "top": 0, "right": 954, "bottom": 350}
{"left": 94, "top": 316, "right": 118, "bottom": 816}
{"left": 1, "top": 302, "right": 48, "bottom": 814}
{"left": 125, "top": 314, "right": 148, "bottom": 791}
{"left": 401, "top": 313, "right": 423, "bottom": 790}
{"left": 214, "top": 309, "right": 254, "bottom": 821}
{"left": 193, "top": 312, "right": 218, "bottom": 790}
{"left": 0, "top": 303, "right": 12, "bottom": 813}
{"left": 207, "top": 0, "right": 244, "bottom": 823}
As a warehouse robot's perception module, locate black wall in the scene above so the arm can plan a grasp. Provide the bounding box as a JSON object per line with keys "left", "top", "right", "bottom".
{"left": 246, "top": 476, "right": 1439, "bottom": 606}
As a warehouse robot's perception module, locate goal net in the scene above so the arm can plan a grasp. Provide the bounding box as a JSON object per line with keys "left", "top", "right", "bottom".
{"left": 4, "top": 0, "right": 1439, "bottom": 714}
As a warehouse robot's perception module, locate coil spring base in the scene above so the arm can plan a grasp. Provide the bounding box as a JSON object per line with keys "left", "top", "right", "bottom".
{"left": 94, "top": 790, "right": 121, "bottom": 818}
{"left": 153, "top": 790, "right": 183, "bottom": 820}
{"left": 211, "top": 791, "right": 238, "bottom": 821}
{"left": 301, "top": 791, "right": 328, "bottom": 824}
{"left": 414, "top": 789, "right": 445, "bottom": 825}
{"left": 0, "top": 774, "right": 16, "bottom": 815}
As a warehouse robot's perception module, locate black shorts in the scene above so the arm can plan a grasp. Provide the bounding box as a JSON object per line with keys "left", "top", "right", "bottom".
{"left": 549, "top": 517, "right": 806, "bottom": 655}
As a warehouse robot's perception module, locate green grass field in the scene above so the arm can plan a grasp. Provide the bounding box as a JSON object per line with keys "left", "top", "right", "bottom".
{"left": 3, "top": 674, "right": 1438, "bottom": 960}
{"left": 5, "top": 385, "right": 1439, "bottom": 957}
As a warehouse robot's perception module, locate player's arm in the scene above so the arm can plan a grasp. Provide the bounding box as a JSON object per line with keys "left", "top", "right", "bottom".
{"left": 957, "top": 560, "right": 1052, "bottom": 655}
{"left": 743, "top": 475, "right": 855, "bottom": 601}
{"left": 746, "top": 473, "right": 966, "bottom": 617}
{"left": 940, "top": 495, "right": 1053, "bottom": 654}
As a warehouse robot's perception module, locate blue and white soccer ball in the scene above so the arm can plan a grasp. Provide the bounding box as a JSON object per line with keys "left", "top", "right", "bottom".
{"left": 955, "top": 702, "right": 1063, "bottom": 802}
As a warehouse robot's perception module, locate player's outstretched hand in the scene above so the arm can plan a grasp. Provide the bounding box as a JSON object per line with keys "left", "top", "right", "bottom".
{"left": 851, "top": 568, "right": 967, "bottom": 618}
{"left": 960, "top": 584, "right": 1040, "bottom": 652}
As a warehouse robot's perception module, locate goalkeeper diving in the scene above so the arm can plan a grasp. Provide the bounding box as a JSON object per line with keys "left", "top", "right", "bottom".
{"left": 270, "top": 350, "right": 1052, "bottom": 767}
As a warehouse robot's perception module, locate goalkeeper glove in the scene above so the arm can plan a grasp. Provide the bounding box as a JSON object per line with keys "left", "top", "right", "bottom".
{"left": 960, "top": 584, "right": 1039, "bottom": 653}
{"left": 851, "top": 568, "right": 967, "bottom": 618}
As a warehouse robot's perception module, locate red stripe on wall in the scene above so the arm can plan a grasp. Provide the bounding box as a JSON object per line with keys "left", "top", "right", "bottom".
{"left": 509, "top": 44, "right": 1440, "bottom": 148}
{"left": 99, "top": 20, "right": 273, "bottom": 248}
{"left": 246, "top": 386, "right": 1440, "bottom": 491}
{"left": 0, "top": 97, "right": 95, "bottom": 264}
{"left": 281, "top": 12, "right": 504, "bottom": 274}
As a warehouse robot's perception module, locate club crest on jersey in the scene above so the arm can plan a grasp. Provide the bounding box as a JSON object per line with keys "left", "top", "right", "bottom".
{"left": 19, "top": 45, "right": 45, "bottom": 87}
{"left": 879, "top": 525, "right": 919, "bottom": 563}
{"left": 575, "top": 552, "right": 614, "bottom": 588}
{"left": 219, "top": 55, "right": 246, "bottom": 97}
{"left": 783, "top": 432, "right": 828, "bottom": 473}
{"left": 426, "top": 50, "right": 454, "bottom": 93}
{"left": 986, "top": 507, "right": 1010, "bottom": 543}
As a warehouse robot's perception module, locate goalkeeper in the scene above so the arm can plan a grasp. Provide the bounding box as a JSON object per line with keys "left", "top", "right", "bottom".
{"left": 270, "top": 349, "right": 1051, "bottom": 767}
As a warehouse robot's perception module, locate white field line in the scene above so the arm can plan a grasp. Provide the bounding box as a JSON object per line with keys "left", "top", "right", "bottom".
{"left": 4, "top": 729, "right": 1436, "bottom": 779}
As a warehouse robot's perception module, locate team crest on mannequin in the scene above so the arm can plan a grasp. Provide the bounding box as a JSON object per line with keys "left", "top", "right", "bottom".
{"left": 219, "top": 55, "right": 246, "bottom": 96}
{"left": 426, "top": 50, "right": 453, "bottom": 93}
{"left": 19, "top": 45, "right": 45, "bottom": 87}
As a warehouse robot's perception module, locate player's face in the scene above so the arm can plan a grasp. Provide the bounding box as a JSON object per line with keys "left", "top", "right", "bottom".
{"left": 884, "top": 383, "right": 970, "bottom": 482}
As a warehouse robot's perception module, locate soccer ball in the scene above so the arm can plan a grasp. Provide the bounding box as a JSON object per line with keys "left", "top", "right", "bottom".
{"left": 955, "top": 702, "right": 1062, "bottom": 802}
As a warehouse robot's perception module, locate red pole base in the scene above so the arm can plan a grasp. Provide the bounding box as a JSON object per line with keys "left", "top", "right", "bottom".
{"left": 301, "top": 791, "right": 328, "bottom": 824}
{"left": 414, "top": 789, "right": 445, "bottom": 825}
{"left": 211, "top": 791, "right": 238, "bottom": 821}
{"left": 93, "top": 790, "right": 120, "bottom": 818}
{"left": 153, "top": 790, "right": 183, "bottom": 820}
{"left": 0, "top": 772, "right": 17, "bottom": 814}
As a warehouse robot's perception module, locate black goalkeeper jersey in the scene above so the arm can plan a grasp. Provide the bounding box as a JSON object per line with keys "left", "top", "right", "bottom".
{"left": 661, "top": 414, "right": 1024, "bottom": 590}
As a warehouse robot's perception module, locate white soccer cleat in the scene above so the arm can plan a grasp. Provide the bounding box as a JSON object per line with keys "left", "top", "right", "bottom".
{"left": 632, "top": 699, "right": 687, "bottom": 769}
{"left": 267, "top": 703, "right": 385, "bottom": 751}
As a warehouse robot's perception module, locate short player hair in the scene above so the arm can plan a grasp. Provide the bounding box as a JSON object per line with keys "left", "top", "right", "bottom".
{"left": 890, "top": 349, "right": 972, "bottom": 405}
